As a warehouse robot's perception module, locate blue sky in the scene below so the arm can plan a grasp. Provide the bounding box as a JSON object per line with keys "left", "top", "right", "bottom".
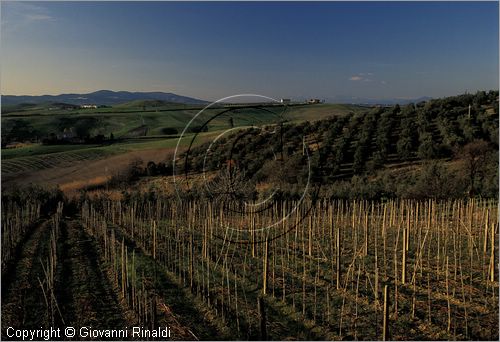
{"left": 1, "top": 1, "right": 498, "bottom": 101}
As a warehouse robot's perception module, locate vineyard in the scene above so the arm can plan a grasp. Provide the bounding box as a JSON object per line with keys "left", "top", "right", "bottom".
{"left": 1, "top": 149, "right": 111, "bottom": 175}
{"left": 2, "top": 191, "right": 498, "bottom": 340}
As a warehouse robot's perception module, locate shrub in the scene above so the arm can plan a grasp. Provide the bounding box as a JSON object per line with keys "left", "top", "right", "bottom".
{"left": 161, "top": 127, "right": 178, "bottom": 135}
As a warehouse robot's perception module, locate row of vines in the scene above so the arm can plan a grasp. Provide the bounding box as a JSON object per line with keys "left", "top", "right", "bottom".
{"left": 81, "top": 198, "right": 499, "bottom": 340}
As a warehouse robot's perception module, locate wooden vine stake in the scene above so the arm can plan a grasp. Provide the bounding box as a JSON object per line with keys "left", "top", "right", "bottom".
{"left": 263, "top": 235, "right": 269, "bottom": 295}
{"left": 383, "top": 285, "right": 390, "bottom": 341}
{"left": 489, "top": 222, "right": 495, "bottom": 282}
{"left": 402, "top": 211, "right": 408, "bottom": 285}
{"left": 336, "top": 221, "right": 341, "bottom": 290}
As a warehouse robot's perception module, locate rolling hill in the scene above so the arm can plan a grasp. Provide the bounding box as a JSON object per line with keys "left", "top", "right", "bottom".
{"left": 182, "top": 91, "right": 499, "bottom": 199}
{"left": 2, "top": 90, "right": 208, "bottom": 106}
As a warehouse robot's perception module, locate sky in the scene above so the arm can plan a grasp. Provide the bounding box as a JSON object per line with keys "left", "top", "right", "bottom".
{"left": 1, "top": 1, "right": 498, "bottom": 102}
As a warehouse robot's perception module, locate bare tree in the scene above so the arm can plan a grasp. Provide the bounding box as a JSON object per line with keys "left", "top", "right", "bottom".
{"left": 456, "top": 140, "right": 492, "bottom": 196}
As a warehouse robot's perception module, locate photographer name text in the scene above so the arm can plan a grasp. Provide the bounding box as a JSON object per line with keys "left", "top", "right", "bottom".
{"left": 6, "top": 326, "right": 171, "bottom": 340}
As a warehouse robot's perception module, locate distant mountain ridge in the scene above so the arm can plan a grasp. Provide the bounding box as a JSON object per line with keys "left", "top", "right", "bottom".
{"left": 1, "top": 90, "right": 208, "bottom": 106}
{"left": 328, "top": 95, "right": 433, "bottom": 105}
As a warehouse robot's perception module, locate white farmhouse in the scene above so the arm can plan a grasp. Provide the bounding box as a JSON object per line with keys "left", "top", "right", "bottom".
{"left": 80, "top": 104, "right": 97, "bottom": 109}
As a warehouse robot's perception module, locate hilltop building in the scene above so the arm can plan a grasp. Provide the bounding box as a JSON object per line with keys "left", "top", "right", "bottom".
{"left": 308, "top": 99, "right": 321, "bottom": 104}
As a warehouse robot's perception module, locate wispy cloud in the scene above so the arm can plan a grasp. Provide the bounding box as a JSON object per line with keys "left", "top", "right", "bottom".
{"left": 349, "top": 73, "right": 374, "bottom": 82}
{"left": 25, "top": 13, "right": 55, "bottom": 22}
{"left": 2, "top": 2, "right": 56, "bottom": 34}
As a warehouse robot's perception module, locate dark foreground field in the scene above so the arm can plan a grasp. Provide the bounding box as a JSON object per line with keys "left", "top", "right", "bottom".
{"left": 2, "top": 193, "right": 498, "bottom": 341}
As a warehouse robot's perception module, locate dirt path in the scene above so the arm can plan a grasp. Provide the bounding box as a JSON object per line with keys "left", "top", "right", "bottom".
{"left": 1, "top": 219, "right": 52, "bottom": 337}
{"left": 56, "top": 220, "right": 134, "bottom": 338}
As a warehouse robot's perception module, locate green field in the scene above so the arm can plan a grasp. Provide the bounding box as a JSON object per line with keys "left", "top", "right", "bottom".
{"left": 1, "top": 102, "right": 363, "bottom": 178}
{"left": 2, "top": 102, "right": 363, "bottom": 139}
{"left": 1, "top": 130, "right": 224, "bottom": 175}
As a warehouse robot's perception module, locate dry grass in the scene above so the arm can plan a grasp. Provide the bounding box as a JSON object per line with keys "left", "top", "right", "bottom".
{"left": 59, "top": 176, "right": 111, "bottom": 193}
{"left": 3, "top": 147, "right": 181, "bottom": 194}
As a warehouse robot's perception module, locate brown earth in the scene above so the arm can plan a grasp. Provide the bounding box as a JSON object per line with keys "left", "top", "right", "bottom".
{"left": 2, "top": 148, "right": 180, "bottom": 196}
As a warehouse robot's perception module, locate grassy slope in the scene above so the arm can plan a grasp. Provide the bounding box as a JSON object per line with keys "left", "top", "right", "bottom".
{"left": 2, "top": 103, "right": 362, "bottom": 137}
{"left": 286, "top": 103, "right": 364, "bottom": 121}
{"left": 0, "top": 130, "right": 223, "bottom": 177}
{"left": 1, "top": 103, "right": 363, "bottom": 190}
{"left": 1, "top": 143, "right": 102, "bottom": 159}
{"left": 2, "top": 103, "right": 360, "bottom": 162}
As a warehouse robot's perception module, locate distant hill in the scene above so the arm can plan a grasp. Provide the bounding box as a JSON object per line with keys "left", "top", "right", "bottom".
{"left": 1, "top": 90, "right": 208, "bottom": 106}
{"left": 330, "top": 95, "right": 433, "bottom": 105}
{"left": 1, "top": 101, "right": 80, "bottom": 114}
{"left": 113, "top": 99, "right": 179, "bottom": 109}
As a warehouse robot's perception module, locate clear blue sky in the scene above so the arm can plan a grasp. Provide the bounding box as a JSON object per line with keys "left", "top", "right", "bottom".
{"left": 1, "top": 1, "right": 498, "bottom": 101}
